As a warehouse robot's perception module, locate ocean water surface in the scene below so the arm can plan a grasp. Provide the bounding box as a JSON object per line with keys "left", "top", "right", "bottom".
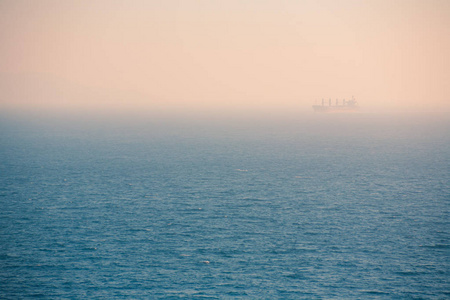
{"left": 1, "top": 113, "right": 449, "bottom": 299}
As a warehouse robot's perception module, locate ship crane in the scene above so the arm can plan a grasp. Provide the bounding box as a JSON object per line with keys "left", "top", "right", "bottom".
{"left": 312, "top": 97, "right": 359, "bottom": 113}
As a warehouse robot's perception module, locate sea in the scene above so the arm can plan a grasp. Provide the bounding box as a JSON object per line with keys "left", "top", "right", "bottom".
{"left": 1, "top": 112, "right": 449, "bottom": 299}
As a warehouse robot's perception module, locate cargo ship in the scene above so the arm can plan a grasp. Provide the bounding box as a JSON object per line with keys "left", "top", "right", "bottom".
{"left": 313, "top": 97, "right": 359, "bottom": 113}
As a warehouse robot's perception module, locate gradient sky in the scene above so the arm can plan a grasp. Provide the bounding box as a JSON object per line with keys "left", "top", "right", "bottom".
{"left": 1, "top": 0, "right": 449, "bottom": 115}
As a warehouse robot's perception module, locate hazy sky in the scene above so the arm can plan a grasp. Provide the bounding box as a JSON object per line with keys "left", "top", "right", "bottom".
{"left": 1, "top": 0, "right": 449, "bottom": 115}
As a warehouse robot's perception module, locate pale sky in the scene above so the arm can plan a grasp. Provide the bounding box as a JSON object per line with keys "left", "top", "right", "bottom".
{"left": 1, "top": 0, "right": 449, "bottom": 115}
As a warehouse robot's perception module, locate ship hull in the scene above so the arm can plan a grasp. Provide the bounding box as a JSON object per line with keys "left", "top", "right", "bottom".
{"left": 312, "top": 105, "right": 359, "bottom": 113}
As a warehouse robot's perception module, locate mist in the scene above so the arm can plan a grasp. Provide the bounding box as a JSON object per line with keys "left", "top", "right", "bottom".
{"left": 1, "top": 0, "right": 449, "bottom": 118}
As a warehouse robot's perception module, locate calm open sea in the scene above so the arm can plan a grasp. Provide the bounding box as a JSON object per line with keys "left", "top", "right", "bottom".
{"left": 1, "top": 113, "right": 449, "bottom": 299}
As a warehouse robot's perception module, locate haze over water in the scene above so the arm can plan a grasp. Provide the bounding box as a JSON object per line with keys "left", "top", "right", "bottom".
{"left": 1, "top": 0, "right": 450, "bottom": 115}
{"left": 1, "top": 0, "right": 450, "bottom": 299}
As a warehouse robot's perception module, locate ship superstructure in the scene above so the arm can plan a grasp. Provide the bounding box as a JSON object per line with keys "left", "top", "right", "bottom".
{"left": 313, "top": 97, "right": 359, "bottom": 113}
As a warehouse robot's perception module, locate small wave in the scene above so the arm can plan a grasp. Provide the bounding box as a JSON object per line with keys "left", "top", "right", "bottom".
{"left": 4, "top": 253, "right": 20, "bottom": 258}
{"left": 81, "top": 246, "right": 97, "bottom": 251}
{"left": 420, "top": 244, "right": 450, "bottom": 249}
{"left": 284, "top": 272, "right": 307, "bottom": 279}
{"left": 242, "top": 197, "right": 266, "bottom": 202}
{"left": 395, "top": 270, "right": 425, "bottom": 276}
{"left": 360, "top": 290, "right": 389, "bottom": 295}
{"left": 235, "top": 169, "right": 248, "bottom": 172}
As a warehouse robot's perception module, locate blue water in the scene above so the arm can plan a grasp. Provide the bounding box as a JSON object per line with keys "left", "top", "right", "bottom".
{"left": 1, "top": 113, "right": 449, "bottom": 299}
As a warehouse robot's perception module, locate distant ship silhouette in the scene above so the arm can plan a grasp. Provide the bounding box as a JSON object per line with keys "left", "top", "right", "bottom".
{"left": 313, "top": 97, "right": 359, "bottom": 112}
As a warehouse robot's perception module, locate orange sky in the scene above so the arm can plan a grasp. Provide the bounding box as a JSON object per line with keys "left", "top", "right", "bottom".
{"left": 1, "top": 0, "right": 449, "bottom": 115}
